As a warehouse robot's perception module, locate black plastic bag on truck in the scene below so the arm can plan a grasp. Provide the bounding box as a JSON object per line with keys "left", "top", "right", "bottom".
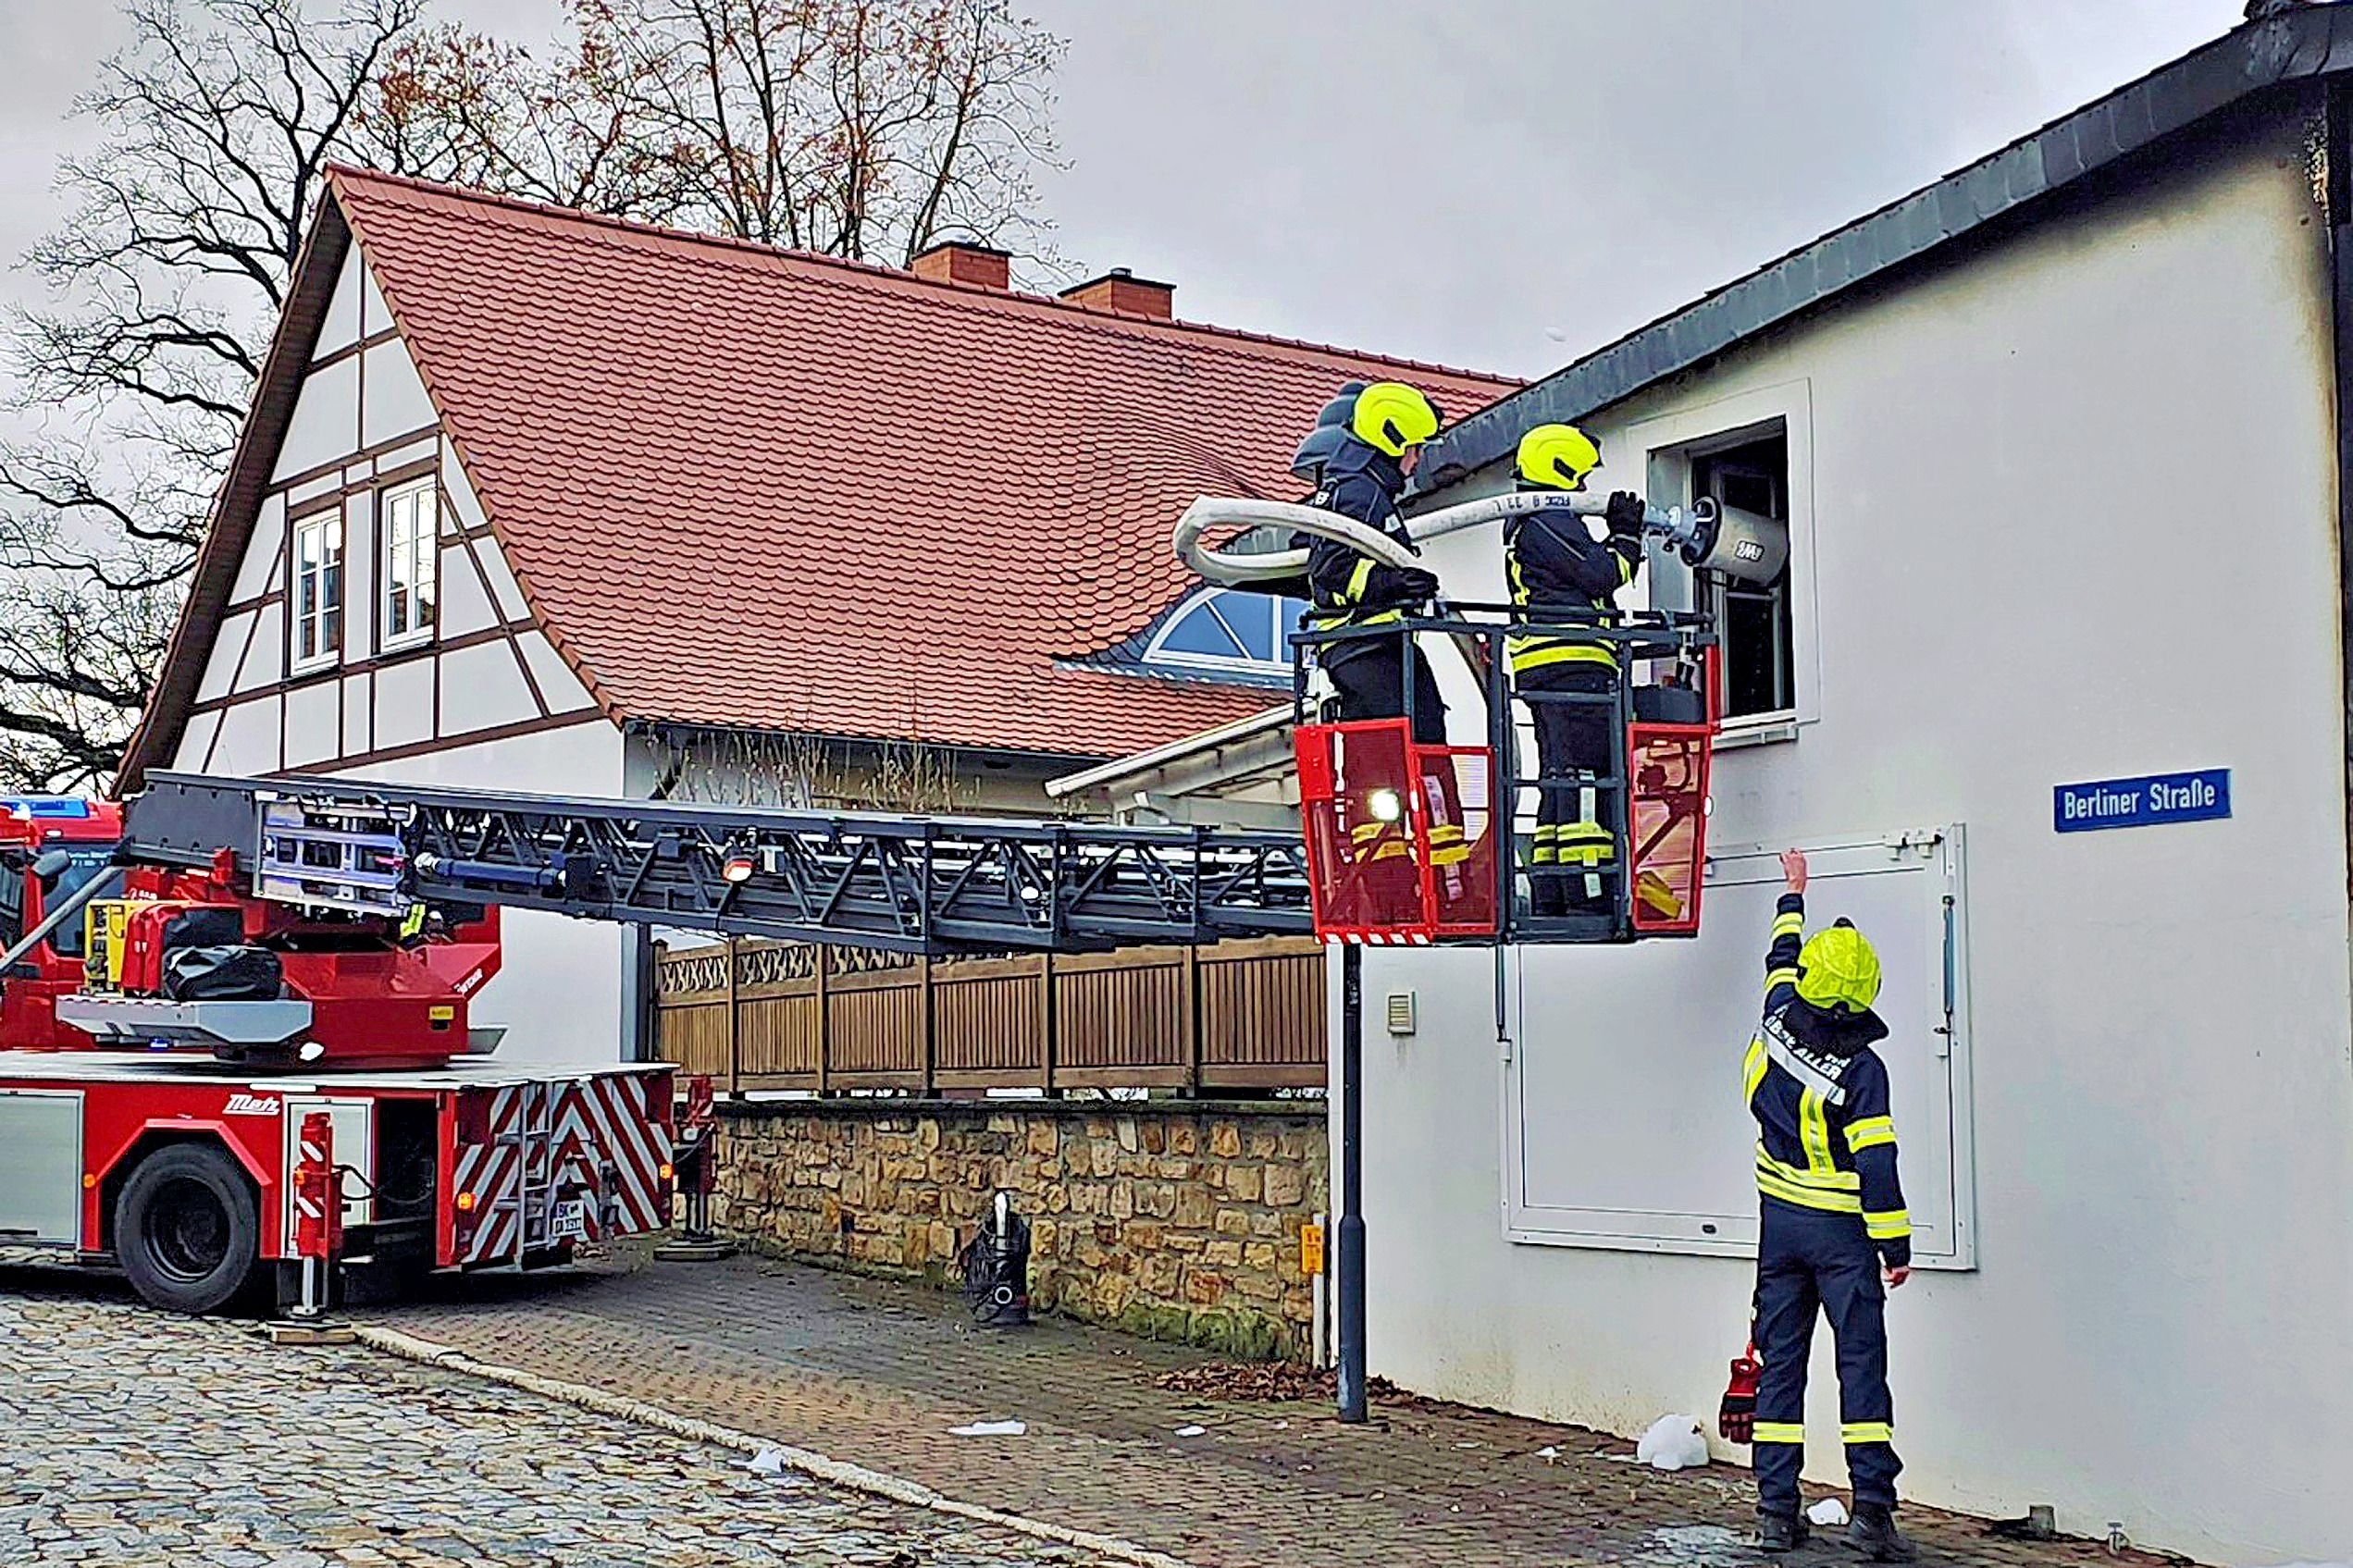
{"left": 162, "top": 945, "right": 284, "bottom": 1001}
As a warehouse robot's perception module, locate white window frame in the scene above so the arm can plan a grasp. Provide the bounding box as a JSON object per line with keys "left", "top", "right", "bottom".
{"left": 378, "top": 479, "right": 439, "bottom": 652}
{"left": 289, "top": 510, "right": 344, "bottom": 674}
{"left": 1630, "top": 378, "right": 1820, "bottom": 743}
{"left": 1499, "top": 828, "right": 1978, "bottom": 1270}
{"left": 1144, "top": 586, "right": 1301, "bottom": 676}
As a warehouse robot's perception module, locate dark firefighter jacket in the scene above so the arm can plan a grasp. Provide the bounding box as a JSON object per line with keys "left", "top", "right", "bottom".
{"left": 1300, "top": 438, "right": 1427, "bottom": 668}
{"left": 1743, "top": 893, "right": 1913, "bottom": 1268}
{"left": 1504, "top": 500, "right": 1640, "bottom": 677}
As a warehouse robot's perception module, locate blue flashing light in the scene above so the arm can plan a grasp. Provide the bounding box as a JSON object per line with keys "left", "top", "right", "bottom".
{"left": 1, "top": 797, "right": 93, "bottom": 820}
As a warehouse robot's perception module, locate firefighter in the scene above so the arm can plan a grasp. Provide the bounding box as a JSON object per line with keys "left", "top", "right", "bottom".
{"left": 1743, "top": 848, "right": 1916, "bottom": 1562}
{"left": 1302, "top": 380, "right": 1445, "bottom": 738}
{"left": 1503, "top": 424, "right": 1645, "bottom": 917}
{"left": 1298, "top": 383, "right": 1462, "bottom": 883}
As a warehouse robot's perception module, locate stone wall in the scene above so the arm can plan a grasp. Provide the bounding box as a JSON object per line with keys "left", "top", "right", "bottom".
{"left": 709, "top": 1100, "right": 1329, "bottom": 1360}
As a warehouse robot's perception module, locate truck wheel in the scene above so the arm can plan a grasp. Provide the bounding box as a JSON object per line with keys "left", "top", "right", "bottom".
{"left": 116, "top": 1142, "right": 261, "bottom": 1315}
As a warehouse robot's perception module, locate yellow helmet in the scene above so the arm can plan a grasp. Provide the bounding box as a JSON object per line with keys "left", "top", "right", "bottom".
{"left": 1795, "top": 922, "right": 1883, "bottom": 1017}
{"left": 1517, "top": 424, "right": 1603, "bottom": 491}
{"left": 1350, "top": 382, "right": 1442, "bottom": 457}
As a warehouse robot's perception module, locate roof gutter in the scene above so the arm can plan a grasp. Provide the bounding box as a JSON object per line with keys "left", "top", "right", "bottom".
{"left": 1420, "top": 7, "right": 2353, "bottom": 492}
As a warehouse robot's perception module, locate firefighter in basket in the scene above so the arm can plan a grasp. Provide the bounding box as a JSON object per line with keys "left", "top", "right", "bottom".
{"left": 1294, "top": 382, "right": 1468, "bottom": 895}
{"left": 1503, "top": 424, "right": 1645, "bottom": 917}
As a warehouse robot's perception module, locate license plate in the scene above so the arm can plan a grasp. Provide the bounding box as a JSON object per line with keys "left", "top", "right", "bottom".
{"left": 550, "top": 1198, "right": 588, "bottom": 1241}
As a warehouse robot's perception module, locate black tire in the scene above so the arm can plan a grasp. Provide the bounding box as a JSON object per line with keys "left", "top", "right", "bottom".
{"left": 116, "top": 1142, "right": 262, "bottom": 1315}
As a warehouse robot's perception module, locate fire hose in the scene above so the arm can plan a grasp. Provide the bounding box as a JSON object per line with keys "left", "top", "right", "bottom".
{"left": 1170, "top": 488, "right": 1786, "bottom": 590}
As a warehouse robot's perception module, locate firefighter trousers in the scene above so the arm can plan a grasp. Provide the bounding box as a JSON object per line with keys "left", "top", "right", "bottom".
{"left": 1325, "top": 636, "right": 1446, "bottom": 745}
{"left": 1752, "top": 1198, "right": 1901, "bottom": 1516}
{"left": 1517, "top": 661, "right": 1616, "bottom": 914}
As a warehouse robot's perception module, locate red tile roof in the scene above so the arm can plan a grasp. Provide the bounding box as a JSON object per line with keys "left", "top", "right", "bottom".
{"left": 130, "top": 170, "right": 1520, "bottom": 779}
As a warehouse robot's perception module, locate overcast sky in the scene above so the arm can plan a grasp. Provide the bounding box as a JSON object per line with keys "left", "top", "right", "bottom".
{"left": 0, "top": 0, "right": 2251, "bottom": 390}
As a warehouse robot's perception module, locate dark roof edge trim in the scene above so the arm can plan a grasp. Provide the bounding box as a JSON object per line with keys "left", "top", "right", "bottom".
{"left": 1421, "top": 8, "right": 2353, "bottom": 489}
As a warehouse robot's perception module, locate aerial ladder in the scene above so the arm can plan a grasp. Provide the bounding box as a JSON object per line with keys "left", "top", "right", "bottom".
{"left": 0, "top": 772, "right": 1318, "bottom": 1317}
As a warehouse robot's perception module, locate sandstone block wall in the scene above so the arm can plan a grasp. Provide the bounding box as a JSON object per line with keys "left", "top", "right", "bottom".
{"left": 709, "top": 1101, "right": 1329, "bottom": 1360}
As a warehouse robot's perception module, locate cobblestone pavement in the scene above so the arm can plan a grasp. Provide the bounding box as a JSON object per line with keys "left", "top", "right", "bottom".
{"left": 365, "top": 1253, "right": 2172, "bottom": 1568}
{"left": 0, "top": 1263, "right": 1116, "bottom": 1566}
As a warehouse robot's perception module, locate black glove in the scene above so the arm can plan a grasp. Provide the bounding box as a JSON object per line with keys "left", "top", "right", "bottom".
{"left": 1390, "top": 566, "right": 1442, "bottom": 604}
{"left": 1604, "top": 490, "right": 1647, "bottom": 538}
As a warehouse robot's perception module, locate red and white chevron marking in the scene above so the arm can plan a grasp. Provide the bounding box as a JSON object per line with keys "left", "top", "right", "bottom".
{"left": 453, "top": 1073, "right": 670, "bottom": 1267}
{"left": 453, "top": 1085, "right": 525, "bottom": 1266}
{"left": 553, "top": 1074, "right": 672, "bottom": 1238}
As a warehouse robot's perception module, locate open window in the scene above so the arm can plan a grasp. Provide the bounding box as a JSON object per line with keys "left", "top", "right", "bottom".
{"left": 1633, "top": 383, "right": 1816, "bottom": 736}
{"left": 1692, "top": 432, "right": 1793, "bottom": 722}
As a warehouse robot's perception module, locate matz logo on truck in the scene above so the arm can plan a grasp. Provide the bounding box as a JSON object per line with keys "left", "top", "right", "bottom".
{"left": 222, "top": 1093, "right": 282, "bottom": 1117}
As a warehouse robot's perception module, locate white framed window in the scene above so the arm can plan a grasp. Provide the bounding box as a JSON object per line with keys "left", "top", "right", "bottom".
{"left": 290, "top": 511, "right": 343, "bottom": 673}
{"left": 1630, "top": 379, "right": 1819, "bottom": 738}
{"left": 1145, "top": 587, "right": 1308, "bottom": 677}
{"left": 379, "top": 480, "right": 439, "bottom": 650}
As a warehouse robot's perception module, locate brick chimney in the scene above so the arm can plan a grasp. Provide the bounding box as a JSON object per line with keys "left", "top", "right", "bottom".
{"left": 910, "top": 240, "right": 1011, "bottom": 290}
{"left": 1058, "top": 267, "right": 1175, "bottom": 320}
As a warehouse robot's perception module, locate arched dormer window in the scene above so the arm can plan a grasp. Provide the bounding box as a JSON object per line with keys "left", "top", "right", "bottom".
{"left": 1144, "top": 587, "right": 1307, "bottom": 677}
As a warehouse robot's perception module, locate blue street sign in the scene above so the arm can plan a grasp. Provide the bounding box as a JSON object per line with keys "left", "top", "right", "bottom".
{"left": 2053, "top": 769, "right": 2230, "bottom": 833}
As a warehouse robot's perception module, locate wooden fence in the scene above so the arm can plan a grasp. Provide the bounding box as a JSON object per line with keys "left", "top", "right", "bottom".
{"left": 654, "top": 935, "right": 1328, "bottom": 1095}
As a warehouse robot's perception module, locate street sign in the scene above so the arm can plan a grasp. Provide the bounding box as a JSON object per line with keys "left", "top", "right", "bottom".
{"left": 2053, "top": 769, "right": 2230, "bottom": 833}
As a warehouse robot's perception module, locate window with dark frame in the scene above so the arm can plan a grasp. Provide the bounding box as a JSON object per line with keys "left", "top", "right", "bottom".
{"left": 1690, "top": 430, "right": 1793, "bottom": 721}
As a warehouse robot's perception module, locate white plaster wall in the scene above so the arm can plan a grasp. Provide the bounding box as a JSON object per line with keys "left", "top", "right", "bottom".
{"left": 316, "top": 245, "right": 365, "bottom": 360}
{"left": 1362, "top": 117, "right": 2353, "bottom": 1564}
{"left": 332, "top": 720, "right": 632, "bottom": 1065}
{"left": 272, "top": 357, "right": 357, "bottom": 481}
{"left": 360, "top": 335, "right": 437, "bottom": 447}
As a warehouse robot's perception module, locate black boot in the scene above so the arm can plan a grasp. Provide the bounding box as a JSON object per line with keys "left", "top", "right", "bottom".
{"left": 1757, "top": 1511, "right": 1809, "bottom": 1554}
{"left": 1844, "top": 1503, "right": 1918, "bottom": 1562}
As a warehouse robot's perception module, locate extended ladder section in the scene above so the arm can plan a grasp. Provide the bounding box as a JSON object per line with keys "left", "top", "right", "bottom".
{"left": 123, "top": 772, "right": 1315, "bottom": 956}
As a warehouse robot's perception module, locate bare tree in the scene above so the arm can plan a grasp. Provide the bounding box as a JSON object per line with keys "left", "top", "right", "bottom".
{"left": 0, "top": 0, "right": 429, "bottom": 788}
{"left": 0, "top": 0, "right": 1063, "bottom": 790}
{"left": 390, "top": 0, "right": 1067, "bottom": 263}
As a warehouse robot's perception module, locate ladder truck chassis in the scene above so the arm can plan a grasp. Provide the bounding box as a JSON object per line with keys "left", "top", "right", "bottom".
{"left": 0, "top": 1050, "right": 673, "bottom": 1315}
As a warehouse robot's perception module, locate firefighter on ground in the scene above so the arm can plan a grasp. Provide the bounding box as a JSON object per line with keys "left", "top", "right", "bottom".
{"left": 1503, "top": 424, "right": 1645, "bottom": 917}
{"left": 1296, "top": 382, "right": 1466, "bottom": 877}
{"left": 1742, "top": 848, "right": 1916, "bottom": 1562}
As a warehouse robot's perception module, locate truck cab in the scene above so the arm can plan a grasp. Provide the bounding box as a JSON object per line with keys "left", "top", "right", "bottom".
{"left": 0, "top": 796, "right": 124, "bottom": 1050}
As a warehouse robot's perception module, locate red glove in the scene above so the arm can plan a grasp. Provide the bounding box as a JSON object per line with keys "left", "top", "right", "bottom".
{"left": 1718, "top": 1345, "right": 1762, "bottom": 1443}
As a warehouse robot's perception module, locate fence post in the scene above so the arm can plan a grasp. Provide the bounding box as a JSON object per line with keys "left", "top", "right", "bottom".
{"left": 724, "top": 936, "right": 741, "bottom": 1096}
{"left": 1038, "top": 952, "right": 1057, "bottom": 1096}
{"left": 814, "top": 943, "right": 832, "bottom": 1096}
{"left": 1182, "top": 943, "right": 1204, "bottom": 1097}
{"left": 919, "top": 949, "right": 936, "bottom": 1097}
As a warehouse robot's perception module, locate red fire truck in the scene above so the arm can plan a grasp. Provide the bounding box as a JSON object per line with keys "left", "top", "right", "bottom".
{"left": 0, "top": 769, "right": 1320, "bottom": 1315}
{"left": 0, "top": 788, "right": 676, "bottom": 1314}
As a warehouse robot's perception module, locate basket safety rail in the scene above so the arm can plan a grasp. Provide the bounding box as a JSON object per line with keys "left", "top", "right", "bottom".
{"left": 1290, "top": 605, "right": 1718, "bottom": 946}
{"left": 122, "top": 772, "right": 1316, "bottom": 957}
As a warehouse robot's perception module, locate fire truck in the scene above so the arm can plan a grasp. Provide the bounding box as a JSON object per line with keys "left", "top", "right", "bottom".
{"left": 0, "top": 769, "right": 1322, "bottom": 1315}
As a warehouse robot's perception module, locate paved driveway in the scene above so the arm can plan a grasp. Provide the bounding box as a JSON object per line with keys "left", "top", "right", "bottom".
{"left": 0, "top": 1264, "right": 1110, "bottom": 1567}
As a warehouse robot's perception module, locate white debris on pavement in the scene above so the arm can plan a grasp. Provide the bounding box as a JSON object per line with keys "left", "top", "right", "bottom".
{"left": 1634, "top": 1414, "right": 1710, "bottom": 1472}
{"left": 1172, "top": 1426, "right": 1206, "bottom": 1438}
{"left": 746, "top": 1446, "right": 787, "bottom": 1474}
{"left": 1807, "top": 1497, "right": 1851, "bottom": 1526}
{"left": 949, "top": 1419, "right": 1028, "bottom": 1437}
